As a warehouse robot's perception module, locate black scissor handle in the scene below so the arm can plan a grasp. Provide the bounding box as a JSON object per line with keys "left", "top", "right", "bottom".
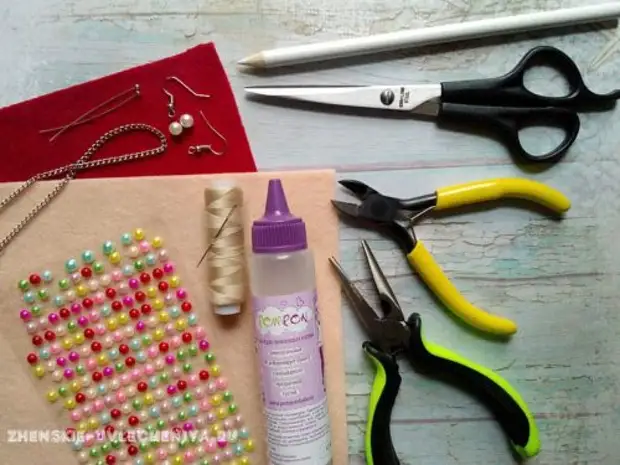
{"left": 441, "top": 45, "right": 620, "bottom": 110}
{"left": 437, "top": 103, "right": 580, "bottom": 162}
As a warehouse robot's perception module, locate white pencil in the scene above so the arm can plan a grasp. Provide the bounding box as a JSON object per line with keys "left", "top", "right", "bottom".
{"left": 238, "top": 3, "right": 620, "bottom": 69}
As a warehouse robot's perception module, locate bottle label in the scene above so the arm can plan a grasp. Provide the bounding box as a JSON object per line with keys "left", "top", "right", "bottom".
{"left": 253, "top": 289, "right": 332, "bottom": 464}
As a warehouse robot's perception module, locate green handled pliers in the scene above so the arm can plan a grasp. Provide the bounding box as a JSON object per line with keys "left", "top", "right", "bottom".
{"left": 329, "top": 240, "right": 540, "bottom": 465}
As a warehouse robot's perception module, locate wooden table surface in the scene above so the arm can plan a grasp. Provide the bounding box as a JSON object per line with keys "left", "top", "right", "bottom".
{"left": 3, "top": 0, "right": 620, "bottom": 463}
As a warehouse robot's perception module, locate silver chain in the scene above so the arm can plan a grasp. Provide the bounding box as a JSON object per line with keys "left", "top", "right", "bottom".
{"left": 0, "top": 123, "right": 168, "bottom": 254}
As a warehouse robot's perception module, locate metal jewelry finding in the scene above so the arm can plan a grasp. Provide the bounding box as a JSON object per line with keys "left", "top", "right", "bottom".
{"left": 166, "top": 76, "right": 210, "bottom": 99}
{"left": 163, "top": 88, "right": 176, "bottom": 118}
{"left": 187, "top": 110, "right": 227, "bottom": 156}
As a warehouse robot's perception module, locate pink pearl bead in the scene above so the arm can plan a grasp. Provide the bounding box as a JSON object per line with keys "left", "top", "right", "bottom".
{"left": 71, "top": 410, "right": 82, "bottom": 422}
{"left": 131, "top": 369, "right": 141, "bottom": 381}
{"left": 212, "top": 454, "right": 221, "bottom": 464}
{"left": 187, "top": 375, "right": 199, "bottom": 387}
{"left": 69, "top": 351, "right": 80, "bottom": 363}
{"left": 170, "top": 337, "right": 181, "bottom": 349}
{"left": 81, "top": 346, "right": 92, "bottom": 357}
{"left": 122, "top": 296, "right": 134, "bottom": 307}
{"left": 165, "top": 355, "right": 175, "bottom": 365}
{"left": 82, "top": 405, "right": 92, "bottom": 417}
{"left": 139, "top": 241, "right": 150, "bottom": 253}
{"left": 95, "top": 324, "right": 106, "bottom": 336}
{"left": 57, "top": 357, "right": 67, "bottom": 367}
{"left": 38, "top": 317, "right": 48, "bottom": 330}
{"left": 93, "top": 399, "right": 104, "bottom": 412}
{"left": 157, "top": 448, "right": 168, "bottom": 461}
{"left": 94, "top": 292, "right": 105, "bottom": 305}
{"left": 176, "top": 289, "right": 187, "bottom": 300}
{"left": 104, "top": 395, "right": 115, "bottom": 407}
{"left": 184, "top": 450, "right": 195, "bottom": 463}
{"left": 77, "top": 316, "right": 89, "bottom": 327}
{"left": 83, "top": 433, "right": 95, "bottom": 447}
{"left": 205, "top": 438, "right": 217, "bottom": 453}
{"left": 207, "top": 382, "right": 217, "bottom": 394}
{"left": 128, "top": 279, "right": 140, "bottom": 290}
{"left": 136, "top": 321, "right": 146, "bottom": 332}
{"left": 111, "top": 270, "right": 123, "bottom": 282}
{"left": 200, "top": 399, "right": 211, "bottom": 412}
{"left": 113, "top": 331, "right": 123, "bottom": 343}
{"left": 195, "top": 327, "right": 206, "bottom": 339}
{"left": 167, "top": 385, "right": 177, "bottom": 395}
{"left": 234, "top": 414, "right": 243, "bottom": 426}
{"left": 163, "top": 263, "right": 174, "bottom": 274}
{"left": 147, "top": 346, "right": 158, "bottom": 359}
{"left": 71, "top": 303, "right": 82, "bottom": 314}
{"left": 165, "top": 323, "right": 175, "bottom": 335}
{"left": 144, "top": 364, "right": 155, "bottom": 376}
{"left": 171, "top": 367, "right": 182, "bottom": 379}
{"left": 223, "top": 419, "right": 232, "bottom": 430}
{"left": 20, "top": 309, "right": 31, "bottom": 321}
{"left": 50, "top": 343, "right": 62, "bottom": 355}
{"left": 86, "top": 358, "right": 97, "bottom": 371}
{"left": 116, "top": 391, "right": 127, "bottom": 403}
{"left": 120, "top": 373, "right": 131, "bottom": 386}
{"left": 164, "top": 294, "right": 174, "bottom": 306}
{"left": 161, "top": 401, "right": 171, "bottom": 413}
{"left": 64, "top": 369, "right": 74, "bottom": 379}
{"left": 155, "top": 359, "right": 165, "bottom": 371}
{"left": 89, "top": 311, "right": 100, "bottom": 323}
{"left": 194, "top": 387, "right": 204, "bottom": 400}
{"left": 216, "top": 377, "right": 228, "bottom": 390}
{"left": 216, "top": 434, "right": 227, "bottom": 448}
{"left": 195, "top": 417, "right": 206, "bottom": 430}
{"left": 48, "top": 313, "right": 59, "bottom": 324}
{"left": 223, "top": 450, "right": 233, "bottom": 460}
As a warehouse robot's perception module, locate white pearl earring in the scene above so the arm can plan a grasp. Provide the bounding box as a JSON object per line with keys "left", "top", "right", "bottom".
{"left": 179, "top": 113, "right": 194, "bottom": 129}
{"left": 168, "top": 113, "right": 194, "bottom": 137}
{"left": 168, "top": 121, "right": 183, "bottom": 137}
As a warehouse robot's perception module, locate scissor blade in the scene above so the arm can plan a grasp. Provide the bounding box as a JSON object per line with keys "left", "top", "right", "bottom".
{"left": 245, "top": 84, "right": 442, "bottom": 114}
{"left": 328, "top": 256, "right": 383, "bottom": 341}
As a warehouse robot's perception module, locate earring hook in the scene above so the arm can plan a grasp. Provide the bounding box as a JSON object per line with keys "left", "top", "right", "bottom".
{"left": 166, "top": 76, "right": 210, "bottom": 99}
{"left": 163, "top": 88, "right": 175, "bottom": 118}
{"left": 187, "top": 110, "right": 228, "bottom": 156}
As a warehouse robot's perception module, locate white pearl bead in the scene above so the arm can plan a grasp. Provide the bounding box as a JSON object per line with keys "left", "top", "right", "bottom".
{"left": 55, "top": 325, "right": 66, "bottom": 337}
{"left": 125, "top": 326, "right": 135, "bottom": 338}
{"left": 77, "top": 451, "right": 89, "bottom": 463}
{"left": 139, "top": 411, "right": 149, "bottom": 423}
{"left": 88, "top": 279, "right": 99, "bottom": 291}
{"left": 86, "top": 387, "right": 97, "bottom": 399}
{"left": 179, "top": 113, "right": 194, "bottom": 129}
{"left": 155, "top": 359, "right": 165, "bottom": 371}
{"left": 110, "top": 379, "right": 121, "bottom": 391}
{"left": 121, "top": 402, "right": 132, "bottom": 414}
{"left": 45, "top": 361, "right": 56, "bottom": 372}
{"left": 118, "top": 449, "right": 128, "bottom": 462}
{"left": 128, "top": 246, "right": 140, "bottom": 258}
{"left": 52, "top": 370, "right": 63, "bottom": 382}
{"left": 167, "top": 441, "right": 178, "bottom": 454}
{"left": 66, "top": 290, "right": 76, "bottom": 302}
{"left": 26, "top": 322, "right": 38, "bottom": 334}
{"left": 82, "top": 405, "right": 92, "bottom": 417}
{"left": 100, "top": 275, "right": 111, "bottom": 286}
{"left": 118, "top": 283, "right": 129, "bottom": 295}
{"left": 154, "top": 388, "right": 165, "bottom": 400}
{"left": 71, "top": 273, "right": 82, "bottom": 284}
{"left": 38, "top": 317, "right": 48, "bottom": 330}
{"left": 147, "top": 316, "right": 158, "bottom": 329}
{"left": 80, "top": 346, "right": 91, "bottom": 357}
{"left": 81, "top": 376, "right": 91, "bottom": 387}
{"left": 126, "top": 386, "right": 137, "bottom": 398}
{"left": 168, "top": 121, "right": 183, "bottom": 136}
{"left": 103, "top": 335, "right": 114, "bottom": 349}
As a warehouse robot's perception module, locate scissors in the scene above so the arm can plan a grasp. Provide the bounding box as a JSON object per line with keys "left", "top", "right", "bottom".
{"left": 245, "top": 45, "right": 620, "bottom": 163}
{"left": 329, "top": 240, "right": 540, "bottom": 464}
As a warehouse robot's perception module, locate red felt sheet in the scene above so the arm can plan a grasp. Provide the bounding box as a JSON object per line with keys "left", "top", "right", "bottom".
{"left": 0, "top": 43, "right": 257, "bottom": 183}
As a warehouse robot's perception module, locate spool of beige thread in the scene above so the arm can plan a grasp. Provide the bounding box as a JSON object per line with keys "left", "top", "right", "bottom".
{"left": 204, "top": 181, "right": 247, "bottom": 315}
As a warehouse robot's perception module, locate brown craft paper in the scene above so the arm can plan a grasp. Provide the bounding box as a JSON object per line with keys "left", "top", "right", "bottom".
{"left": 0, "top": 170, "right": 346, "bottom": 465}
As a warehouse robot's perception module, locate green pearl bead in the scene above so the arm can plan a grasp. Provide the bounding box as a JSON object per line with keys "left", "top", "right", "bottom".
{"left": 58, "top": 279, "right": 69, "bottom": 290}
{"left": 111, "top": 438, "right": 121, "bottom": 449}
{"left": 31, "top": 305, "right": 42, "bottom": 316}
{"left": 121, "top": 233, "right": 132, "bottom": 246}
{"left": 178, "top": 438, "right": 188, "bottom": 449}
{"left": 188, "top": 345, "right": 198, "bottom": 357}
{"left": 139, "top": 442, "right": 149, "bottom": 453}
{"left": 178, "top": 411, "right": 187, "bottom": 421}
{"left": 102, "top": 241, "right": 115, "bottom": 256}
{"left": 82, "top": 250, "right": 95, "bottom": 264}
{"left": 93, "top": 262, "right": 104, "bottom": 274}
{"left": 177, "top": 349, "right": 186, "bottom": 361}
{"left": 58, "top": 386, "right": 68, "bottom": 397}
{"left": 223, "top": 391, "right": 233, "bottom": 402}
{"left": 115, "top": 362, "right": 124, "bottom": 372}
{"left": 134, "top": 260, "right": 145, "bottom": 271}
{"left": 96, "top": 460, "right": 105, "bottom": 465}
{"left": 18, "top": 280, "right": 29, "bottom": 291}
{"left": 228, "top": 403, "right": 238, "bottom": 414}
{"left": 159, "top": 373, "right": 169, "bottom": 383}
{"left": 76, "top": 364, "right": 86, "bottom": 376}
{"left": 100, "top": 443, "right": 111, "bottom": 453}
{"left": 67, "top": 321, "right": 77, "bottom": 332}
{"left": 37, "top": 289, "right": 49, "bottom": 301}
{"left": 189, "top": 436, "right": 198, "bottom": 445}
{"left": 150, "top": 436, "right": 160, "bottom": 447}
{"left": 132, "top": 399, "right": 143, "bottom": 410}
{"left": 156, "top": 419, "right": 166, "bottom": 430}
{"left": 182, "top": 363, "right": 192, "bottom": 373}
{"left": 23, "top": 292, "right": 35, "bottom": 304}
{"left": 141, "top": 335, "right": 152, "bottom": 346}
{"left": 146, "top": 424, "right": 155, "bottom": 433}
{"left": 89, "top": 447, "right": 99, "bottom": 458}
{"left": 200, "top": 460, "right": 210, "bottom": 465}
{"left": 205, "top": 352, "right": 215, "bottom": 363}
{"left": 183, "top": 392, "right": 192, "bottom": 403}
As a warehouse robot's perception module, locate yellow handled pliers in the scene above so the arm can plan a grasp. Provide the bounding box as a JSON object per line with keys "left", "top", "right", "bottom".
{"left": 332, "top": 178, "right": 571, "bottom": 337}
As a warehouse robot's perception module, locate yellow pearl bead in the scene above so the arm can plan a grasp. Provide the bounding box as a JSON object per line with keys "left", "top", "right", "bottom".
{"left": 211, "top": 364, "right": 221, "bottom": 377}
{"left": 216, "top": 407, "right": 227, "bottom": 420}
{"left": 62, "top": 337, "right": 74, "bottom": 351}
{"left": 151, "top": 236, "right": 163, "bottom": 249}
{"left": 134, "top": 228, "right": 145, "bottom": 240}
{"left": 46, "top": 391, "right": 59, "bottom": 403}
{"left": 245, "top": 439, "right": 255, "bottom": 452}
{"left": 106, "top": 317, "right": 118, "bottom": 331}
{"left": 210, "top": 424, "right": 221, "bottom": 436}
{"left": 230, "top": 460, "right": 239, "bottom": 465}
{"left": 240, "top": 457, "right": 250, "bottom": 465}
{"left": 118, "top": 313, "right": 129, "bottom": 325}
{"left": 169, "top": 276, "right": 180, "bottom": 288}
{"left": 109, "top": 251, "right": 121, "bottom": 264}
{"left": 77, "top": 421, "right": 88, "bottom": 433}
{"left": 175, "top": 319, "right": 187, "bottom": 332}
{"left": 157, "top": 313, "right": 169, "bottom": 325}
{"left": 154, "top": 327, "right": 166, "bottom": 340}
{"left": 88, "top": 417, "right": 99, "bottom": 430}
{"left": 144, "top": 393, "right": 154, "bottom": 406}
{"left": 34, "top": 365, "right": 45, "bottom": 378}
{"left": 70, "top": 381, "right": 81, "bottom": 393}
{"left": 146, "top": 287, "right": 157, "bottom": 298}
{"left": 172, "top": 455, "right": 183, "bottom": 465}
{"left": 144, "top": 452, "right": 155, "bottom": 464}
{"left": 211, "top": 394, "right": 222, "bottom": 407}
{"left": 97, "top": 354, "right": 108, "bottom": 366}
{"left": 76, "top": 285, "right": 88, "bottom": 297}
{"left": 64, "top": 398, "right": 76, "bottom": 410}
{"left": 153, "top": 299, "right": 164, "bottom": 311}
{"left": 74, "top": 333, "right": 85, "bottom": 345}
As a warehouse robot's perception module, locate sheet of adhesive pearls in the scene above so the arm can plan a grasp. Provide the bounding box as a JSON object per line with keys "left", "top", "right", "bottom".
{"left": 17, "top": 229, "right": 254, "bottom": 465}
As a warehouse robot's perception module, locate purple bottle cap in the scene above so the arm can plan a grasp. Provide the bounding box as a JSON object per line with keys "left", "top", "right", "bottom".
{"left": 252, "top": 179, "right": 307, "bottom": 253}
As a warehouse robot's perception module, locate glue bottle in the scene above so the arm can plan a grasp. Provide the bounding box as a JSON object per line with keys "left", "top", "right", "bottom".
{"left": 250, "top": 179, "right": 332, "bottom": 465}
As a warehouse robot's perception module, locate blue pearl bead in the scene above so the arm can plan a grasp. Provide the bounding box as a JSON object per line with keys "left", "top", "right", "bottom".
{"left": 54, "top": 295, "right": 65, "bottom": 307}
{"left": 108, "top": 349, "right": 119, "bottom": 360}
{"left": 102, "top": 241, "right": 115, "bottom": 256}
{"left": 172, "top": 396, "right": 183, "bottom": 408}
{"left": 233, "top": 443, "right": 243, "bottom": 456}
{"left": 82, "top": 250, "right": 95, "bottom": 264}
{"left": 42, "top": 271, "right": 53, "bottom": 283}
{"left": 71, "top": 440, "right": 83, "bottom": 451}
{"left": 97, "top": 384, "right": 107, "bottom": 395}
{"left": 149, "top": 376, "right": 158, "bottom": 389}
{"left": 145, "top": 254, "right": 157, "bottom": 266}
{"left": 149, "top": 406, "right": 160, "bottom": 418}
{"left": 130, "top": 339, "right": 141, "bottom": 351}
{"left": 135, "top": 352, "right": 147, "bottom": 364}
{"left": 65, "top": 259, "right": 78, "bottom": 273}
{"left": 188, "top": 405, "right": 199, "bottom": 417}
{"left": 121, "top": 233, "right": 132, "bottom": 246}
{"left": 188, "top": 314, "right": 198, "bottom": 326}
{"left": 100, "top": 305, "right": 112, "bottom": 317}
{"left": 122, "top": 265, "right": 134, "bottom": 277}
{"left": 100, "top": 413, "right": 111, "bottom": 425}
{"left": 39, "top": 348, "right": 50, "bottom": 360}
{"left": 169, "top": 307, "right": 180, "bottom": 319}
{"left": 239, "top": 427, "right": 249, "bottom": 439}
{"left": 23, "top": 292, "right": 35, "bottom": 304}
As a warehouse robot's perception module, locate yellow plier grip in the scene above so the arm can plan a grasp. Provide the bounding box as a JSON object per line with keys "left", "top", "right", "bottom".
{"left": 409, "top": 178, "right": 570, "bottom": 336}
